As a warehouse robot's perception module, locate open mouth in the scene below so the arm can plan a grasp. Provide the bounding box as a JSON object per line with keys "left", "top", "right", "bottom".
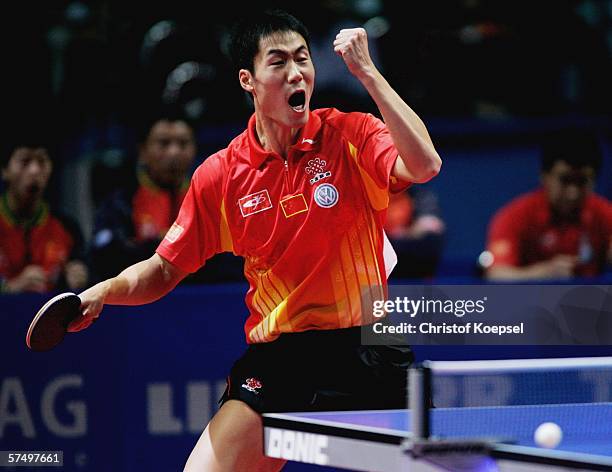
{"left": 288, "top": 91, "right": 306, "bottom": 112}
{"left": 26, "top": 183, "right": 41, "bottom": 195}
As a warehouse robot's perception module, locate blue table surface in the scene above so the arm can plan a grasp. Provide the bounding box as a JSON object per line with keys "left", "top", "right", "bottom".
{"left": 289, "top": 403, "right": 612, "bottom": 457}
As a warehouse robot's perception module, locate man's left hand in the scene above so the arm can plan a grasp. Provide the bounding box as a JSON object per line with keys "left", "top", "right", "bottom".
{"left": 333, "top": 28, "right": 376, "bottom": 81}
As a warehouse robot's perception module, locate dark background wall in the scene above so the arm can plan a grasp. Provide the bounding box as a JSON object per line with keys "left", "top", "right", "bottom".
{"left": 3, "top": 0, "right": 611, "bottom": 275}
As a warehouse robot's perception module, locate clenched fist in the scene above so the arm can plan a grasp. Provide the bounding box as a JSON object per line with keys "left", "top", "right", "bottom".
{"left": 333, "top": 28, "right": 377, "bottom": 81}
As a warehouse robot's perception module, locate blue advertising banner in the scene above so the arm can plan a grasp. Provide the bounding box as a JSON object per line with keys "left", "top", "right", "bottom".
{"left": 2, "top": 284, "right": 612, "bottom": 471}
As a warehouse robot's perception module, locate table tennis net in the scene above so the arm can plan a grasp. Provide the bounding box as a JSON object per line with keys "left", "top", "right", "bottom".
{"left": 427, "top": 357, "right": 612, "bottom": 407}
{"left": 411, "top": 357, "right": 612, "bottom": 445}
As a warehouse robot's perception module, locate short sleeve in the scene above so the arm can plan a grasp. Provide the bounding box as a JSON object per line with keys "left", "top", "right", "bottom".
{"left": 344, "top": 113, "right": 408, "bottom": 210}
{"left": 360, "top": 113, "right": 404, "bottom": 187}
{"left": 156, "top": 154, "right": 229, "bottom": 273}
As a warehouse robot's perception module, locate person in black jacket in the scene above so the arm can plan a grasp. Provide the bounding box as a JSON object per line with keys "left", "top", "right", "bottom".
{"left": 89, "top": 110, "right": 197, "bottom": 281}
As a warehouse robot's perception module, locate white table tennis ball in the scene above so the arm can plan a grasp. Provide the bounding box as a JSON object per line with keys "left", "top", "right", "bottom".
{"left": 534, "top": 422, "right": 563, "bottom": 448}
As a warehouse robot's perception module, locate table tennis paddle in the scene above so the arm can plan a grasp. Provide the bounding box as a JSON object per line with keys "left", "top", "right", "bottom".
{"left": 26, "top": 292, "right": 82, "bottom": 351}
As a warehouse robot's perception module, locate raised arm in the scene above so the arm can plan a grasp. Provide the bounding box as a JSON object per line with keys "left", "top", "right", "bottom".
{"left": 68, "top": 253, "right": 188, "bottom": 332}
{"left": 333, "top": 28, "right": 441, "bottom": 183}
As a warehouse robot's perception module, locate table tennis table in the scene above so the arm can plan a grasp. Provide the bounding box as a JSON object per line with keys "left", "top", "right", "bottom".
{"left": 263, "top": 403, "right": 612, "bottom": 471}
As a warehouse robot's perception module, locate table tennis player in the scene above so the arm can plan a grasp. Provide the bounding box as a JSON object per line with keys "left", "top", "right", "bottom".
{"left": 68, "top": 9, "right": 441, "bottom": 471}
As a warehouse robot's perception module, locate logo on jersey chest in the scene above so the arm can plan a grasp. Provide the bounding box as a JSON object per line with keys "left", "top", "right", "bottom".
{"left": 238, "top": 180, "right": 339, "bottom": 220}
{"left": 314, "top": 184, "right": 339, "bottom": 208}
{"left": 239, "top": 190, "right": 273, "bottom": 217}
{"left": 305, "top": 157, "right": 332, "bottom": 185}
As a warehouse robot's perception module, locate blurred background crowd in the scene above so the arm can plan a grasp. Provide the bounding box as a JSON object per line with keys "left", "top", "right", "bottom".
{"left": 1, "top": 0, "right": 611, "bottom": 293}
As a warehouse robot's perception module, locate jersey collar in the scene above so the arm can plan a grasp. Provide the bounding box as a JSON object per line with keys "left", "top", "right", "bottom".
{"left": 137, "top": 169, "right": 190, "bottom": 193}
{"left": 247, "top": 111, "right": 322, "bottom": 168}
{"left": 0, "top": 192, "right": 48, "bottom": 229}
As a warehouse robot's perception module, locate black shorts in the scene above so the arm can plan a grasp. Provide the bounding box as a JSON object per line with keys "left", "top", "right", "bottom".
{"left": 220, "top": 326, "right": 413, "bottom": 413}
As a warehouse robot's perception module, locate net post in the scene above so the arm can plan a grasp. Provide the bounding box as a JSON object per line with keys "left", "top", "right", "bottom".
{"left": 409, "top": 365, "right": 431, "bottom": 440}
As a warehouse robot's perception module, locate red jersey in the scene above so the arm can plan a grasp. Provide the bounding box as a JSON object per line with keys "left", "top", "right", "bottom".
{"left": 0, "top": 195, "right": 77, "bottom": 289}
{"left": 487, "top": 189, "right": 612, "bottom": 276}
{"left": 384, "top": 191, "right": 414, "bottom": 237}
{"left": 157, "top": 108, "right": 406, "bottom": 343}
{"left": 132, "top": 172, "right": 188, "bottom": 242}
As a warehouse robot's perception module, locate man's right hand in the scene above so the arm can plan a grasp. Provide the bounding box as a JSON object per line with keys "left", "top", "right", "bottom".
{"left": 66, "top": 253, "right": 187, "bottom": 332}
{"left": 5, "top": 265, "right": 48, "bottom": 293}
{"left": 67, "top": 281, "right": 110, "bottom": 332}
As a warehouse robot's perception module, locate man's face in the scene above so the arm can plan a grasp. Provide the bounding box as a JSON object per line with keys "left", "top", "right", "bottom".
{"left": 140, "top": 120, "right": 196, "bottom": 189}
{"left": 542, "top": 161, "right": 596, "bottom": 218}
{"left": 244, "top": 31, "right": 315, "bottom": 129}
{"left": 2, "top": 147, "right": 52, "bottom": 204}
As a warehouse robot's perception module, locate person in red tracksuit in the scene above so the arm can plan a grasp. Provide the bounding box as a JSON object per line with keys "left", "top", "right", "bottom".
{"left": 485, "top": 131, "right": 612, "bottom": 281}
{"left": 0, "top": 137, "right": 88, "bottom": 293}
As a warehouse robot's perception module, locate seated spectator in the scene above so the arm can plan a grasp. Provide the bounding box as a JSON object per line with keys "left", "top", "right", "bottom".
{"left": 90, "top": 110, "right": 197, "bottom": 280}
{"left": 0, "top": 136, "right": 88, "bottom": 293}
{"left": 484, "top": 130, "right": 612, "bottom": 281}
{"left": 385, "top": 186, "right": 445, "bottom": 279}
{"left": 89, "top": 110, "right": 244, "bottom": 283}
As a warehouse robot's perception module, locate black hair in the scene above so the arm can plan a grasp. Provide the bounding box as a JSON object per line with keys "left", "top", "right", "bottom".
{"left": 1, "top": 126, "right": 54, "bottom": 169}
{"left": 136, "top": 105, "right": 196, "bottom": 144}
{"left": 228, "top": 9, "right": 311, "bottom": 74}
{"left": 540, "top": 129, "right": 603, "bottom": 174}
